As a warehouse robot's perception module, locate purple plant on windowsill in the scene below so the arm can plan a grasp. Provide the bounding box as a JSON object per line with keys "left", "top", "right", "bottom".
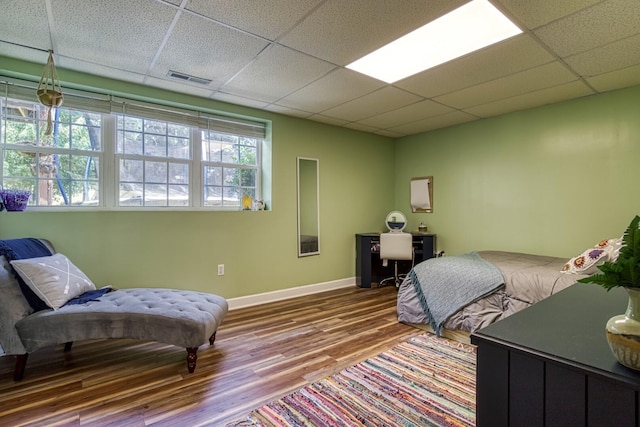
{"left": 0, "top": 189, "right": 31, "bottom": 212}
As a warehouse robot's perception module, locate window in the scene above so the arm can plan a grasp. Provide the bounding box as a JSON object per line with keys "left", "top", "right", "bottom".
{"left": 0, "top": 78, "right": 269, "bottom": 210}
{"left": 202, "top": 131, "right": 260, "bottom": 208}
{"left": 116, "top": 115, "right": 191, "bottom": 207}
{"left": 1, "top": 98, "right": 101, "bottom": 207}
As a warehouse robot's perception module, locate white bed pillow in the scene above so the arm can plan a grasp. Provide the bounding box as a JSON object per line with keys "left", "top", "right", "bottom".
{"left": 561, "top": 238, "right": 620, "bottom": 275}
{"left": 10, "top": 253, "right": 96, "bottom": 310}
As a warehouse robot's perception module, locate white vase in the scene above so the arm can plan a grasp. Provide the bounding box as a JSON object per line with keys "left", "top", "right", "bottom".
{"left": 606, "top": 287, "right": 640, "bottom": 370}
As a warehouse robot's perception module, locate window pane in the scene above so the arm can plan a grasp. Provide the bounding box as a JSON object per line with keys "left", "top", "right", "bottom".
{"left": 144, "top": 133, "right": 167, "bottom": 157}
{"left": 223, "top": 186, "right": 240, "bottom": 207}
{"left": 168, "top": 137, "right": 190, "bottom": 159}
{"left": 223, "top": 167, "right": 239, "bottom": 186}
{"left": 119, "top": 184, "right": 142, "bottom": 206}
{"left": 120, "top": 159, "right": 143, "bottom": 182}
{"left": 204, "top": 166, "right": 222, "bottom": 186}
{"left": 240, "top": 168, "right": 256, "bottom": 187}
{"left": 169, "top": 163, "right": 188, "bottom": 184}
{"left": 239, "top": 144, "right": 257, "bottom": 166}
{"left": 145, "top": 161, "right": 167, "bottom": 184}
{"left": 203, "top": 186, "right": 222, "bottom": 206}
{"left": 144, "top": 119, "right": 166, "bottom": 134}
{"left": 144, "top": 183, "right": 166, "bottom": 206}
{"left": 168, "top": 185, "right": 189, "bottom": 206}
{"left": 202, "top": 139, "right": 222, "bottom": 162}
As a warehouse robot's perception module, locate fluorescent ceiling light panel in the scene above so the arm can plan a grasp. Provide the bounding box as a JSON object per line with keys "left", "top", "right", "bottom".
{"left": 346, "top": 0, "right": 522, "bottom": 83}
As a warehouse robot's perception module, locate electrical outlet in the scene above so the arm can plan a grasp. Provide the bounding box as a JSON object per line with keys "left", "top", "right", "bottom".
{"left": 217, "top": 264, "right": 224, "bottom": 276}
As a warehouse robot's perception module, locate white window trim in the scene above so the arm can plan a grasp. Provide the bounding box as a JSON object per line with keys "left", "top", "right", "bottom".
{"left": 0, "top": 77, "right": 270, "bottom": 212}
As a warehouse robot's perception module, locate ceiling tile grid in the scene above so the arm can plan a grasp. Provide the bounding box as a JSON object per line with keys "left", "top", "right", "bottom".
{"left": 152, "top": 11, "right": 271, "bottom": 88}
{"left": 0, "top": 0, "right": 639, "bottom": 137}
{"left": 52, "top": 0, "right": 176, "bottom": 74}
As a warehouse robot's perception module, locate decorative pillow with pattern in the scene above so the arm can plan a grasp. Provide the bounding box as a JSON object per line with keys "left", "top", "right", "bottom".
{"left": 561, "top": 239, "right": 616, "bottom": 275}
{"left": 10, "top": 253, "right": 96, "bottom": 310}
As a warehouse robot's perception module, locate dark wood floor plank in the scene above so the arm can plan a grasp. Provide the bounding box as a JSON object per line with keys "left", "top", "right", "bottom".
{"left": 0, "top": 286, "right": 418, "bottom": 426}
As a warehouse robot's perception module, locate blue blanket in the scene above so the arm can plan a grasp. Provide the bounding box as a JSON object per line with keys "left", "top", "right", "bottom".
{"left": 0, "top": 238, "right": 53, "bottom": 311}
{"left": 408, "top": 251, "right": 504, "bottom": 336}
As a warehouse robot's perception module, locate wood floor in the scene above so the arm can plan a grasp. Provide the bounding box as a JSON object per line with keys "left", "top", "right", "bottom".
{"left": 0, "top": 286, "right": 423, "bottom": 426}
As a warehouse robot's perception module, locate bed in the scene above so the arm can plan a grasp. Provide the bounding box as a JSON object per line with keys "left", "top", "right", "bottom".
{"left": 396, "top": 245, "right": 619, "bottom": 342}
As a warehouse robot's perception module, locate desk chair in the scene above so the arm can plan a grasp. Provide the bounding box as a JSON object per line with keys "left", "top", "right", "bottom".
{"left": 379, "top": 210, "right": 414, "bottom": 287}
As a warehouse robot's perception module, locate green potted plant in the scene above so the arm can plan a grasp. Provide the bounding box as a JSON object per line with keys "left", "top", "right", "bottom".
{"left": 578, "top": 215, "right": 640, "bottom": 370}
{"left": 578, "top": 215, "right": 640, "bottom": 290}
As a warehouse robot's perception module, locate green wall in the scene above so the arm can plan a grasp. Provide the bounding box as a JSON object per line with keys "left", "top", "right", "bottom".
{"left": 4, "top": 55, "right": 639, "bottom": 298}
{"left": 0, "top": 57, "right": 395, "bottom": 298}
{"left": 396, "top": 85, "right": 640, "bottom": 258}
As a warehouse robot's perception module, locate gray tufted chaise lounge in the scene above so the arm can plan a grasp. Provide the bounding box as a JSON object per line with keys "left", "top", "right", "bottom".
{"left": 0, "top": 239, "right": 228, "bottom": 381}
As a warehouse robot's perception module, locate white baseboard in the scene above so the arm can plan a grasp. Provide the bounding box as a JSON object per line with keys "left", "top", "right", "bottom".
{"left": 227, "top": 277, "right": 356, "bottom": 310}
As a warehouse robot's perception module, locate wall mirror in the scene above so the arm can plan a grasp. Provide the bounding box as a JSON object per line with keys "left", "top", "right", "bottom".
{"left": 410, "top": 176, "right": 433, "bottom": 213}
{"left": 297, "top": 157, "right": 320, "bottom": 257}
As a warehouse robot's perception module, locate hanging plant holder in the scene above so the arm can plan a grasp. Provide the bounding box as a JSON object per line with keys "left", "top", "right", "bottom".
{"left": 37, "top": 50, "right": 64, "bottom": 135}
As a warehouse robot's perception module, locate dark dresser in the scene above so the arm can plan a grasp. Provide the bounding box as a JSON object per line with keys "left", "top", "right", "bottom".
{"left": 471, "top": 283, "right": 640, "bottom": 427}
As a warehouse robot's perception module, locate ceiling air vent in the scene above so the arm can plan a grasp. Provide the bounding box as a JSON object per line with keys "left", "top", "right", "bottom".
{"left": 167, "top": 70, "right": 212, "bottom": 85}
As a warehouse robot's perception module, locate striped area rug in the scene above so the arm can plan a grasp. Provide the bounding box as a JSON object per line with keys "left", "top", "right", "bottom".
{"left": 229, "top": 333, "right": 476, "bottom": 426}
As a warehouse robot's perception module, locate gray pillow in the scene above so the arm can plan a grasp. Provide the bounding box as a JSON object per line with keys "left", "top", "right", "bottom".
{"left": 10, "top": 254, "right": 96, "bottom": 310}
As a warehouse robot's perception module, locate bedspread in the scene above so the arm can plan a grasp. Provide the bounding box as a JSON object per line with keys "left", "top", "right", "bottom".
{"left": 408, "top": 251, "right": 503, "bottom": 336}
{"left": 397, "top": 250, "right": 588, "bottom": 334}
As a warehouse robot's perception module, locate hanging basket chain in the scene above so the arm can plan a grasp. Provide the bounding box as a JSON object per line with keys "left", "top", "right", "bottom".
{"left": 37, "top": 50, "right": 64, "bottom": 135}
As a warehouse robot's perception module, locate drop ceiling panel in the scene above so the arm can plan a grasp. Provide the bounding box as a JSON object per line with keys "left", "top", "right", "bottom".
{"left": 264, "top": 104, "right": 313, "bottom": 118}
{"left": 586, "top": 64, "right": 640, "bottom": 92}
{"left": 307, "top": 114, "right": 350, "bottom": 127}
{"left": 388, "top": 111, "right": 477, "bottom": 135}
{"left": 275, "top": 68, "right": 385, "bottom": 112}
{"left": 186, "top": 0, "right": 324, "bottom": 40}
{"left": 533, "top": 0, "right": 640, "bottom": 57}
{"left": 152, "top": 12, "right": 269, "bottom": 88}
{"left": 320, "top": 86, "right": 423, "bottom": 122}
{"left": 498, "top": 0, "right": 602, "bottom": 29}
{"left": 57, "top": 57, "right": 147, "bottom": 85}
{"left": 564, "top": 34, "right": 640, "bottom": 77}
{"left": 279, "top": 0, "right": 468, "bottom": 65}
{"left": 210, "top": 91, "right": 271, "bottom": 110}
{"left": 51, "top": 0, "right": 175, "bottom": 74}
{"left": 344, "top": 122, "right": 379, "bottom": 134}
{"left": 356, "top": 100, "right": 454, "bottom": 129}
{"left": 220, "top": 44, "right": 336, "bottom": 103}
{"left": 0, "top": 0, "right": 50, "bottom": 51}
{"left": 145, "top": 76, "right": 215, "bottom": 98}
{"left": 465, "top": 80, "right": 594, "bottom": 118}
{"left": 434, "top": 62, "right": 579, "bottom": 109}
{"left": 396, "top": 34, "right": 556, "bottom": 98}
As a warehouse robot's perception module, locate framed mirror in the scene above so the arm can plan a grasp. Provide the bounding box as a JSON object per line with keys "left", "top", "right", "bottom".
{"left": 297, "top": 157, "right": 320, "bottom": 257}
{"left": 410, "top": 176, "right": 433, "bottom": 213}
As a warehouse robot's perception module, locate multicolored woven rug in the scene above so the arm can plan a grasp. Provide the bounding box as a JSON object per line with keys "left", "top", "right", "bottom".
{"left": 229, "top": 333, "right": 476, "bottom": 426}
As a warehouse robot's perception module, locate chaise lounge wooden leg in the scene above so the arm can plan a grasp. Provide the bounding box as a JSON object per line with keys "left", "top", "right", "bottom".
{"left": 64, "top": 342, "right": 73, "bottom": 352}
{"left": 186, "top": 347, "right": 198, "bottom": 373}
{"left": 14, "top": 354, "right": 28, "bottom": 381}
{"left": 208, "top": 332, "right": 217, "bottom": 345}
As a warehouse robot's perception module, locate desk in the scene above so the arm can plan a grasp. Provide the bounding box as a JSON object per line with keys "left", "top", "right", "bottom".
{"left": 355, "top": 233, "right": 436, "bottom": 288}
{"left": 471, "top": 283, "right": 640, "bottom": 427}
